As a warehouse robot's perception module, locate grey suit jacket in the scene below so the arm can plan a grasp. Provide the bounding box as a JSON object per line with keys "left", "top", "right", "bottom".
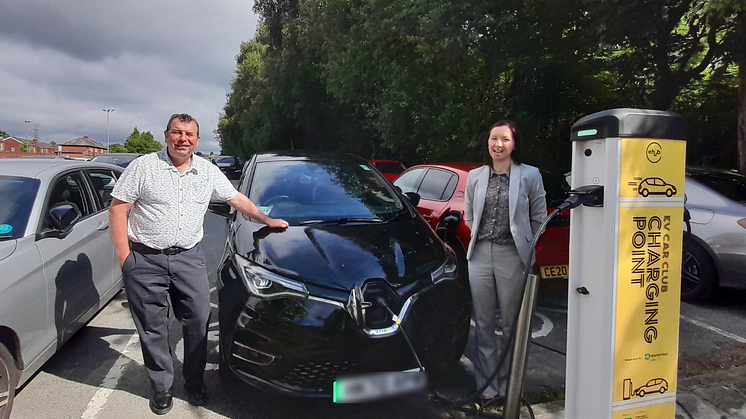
{"left": 463, "top": 163, "right": 547, "bottom": 266}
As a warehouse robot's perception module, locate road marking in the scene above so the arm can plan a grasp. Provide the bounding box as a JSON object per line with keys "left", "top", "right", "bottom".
{"left": 680, "top": 315, "right": 746, "bottom": 344}
{"left": 80, "top": 332, "right": 140, "bottom": 419}
{"left": 469, "top": 311, "right": 554, "bottom": 339}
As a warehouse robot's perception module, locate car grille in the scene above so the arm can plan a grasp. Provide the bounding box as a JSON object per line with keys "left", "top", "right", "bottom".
{"left": 277, "top": 360, "right": 361, "bottom": 392}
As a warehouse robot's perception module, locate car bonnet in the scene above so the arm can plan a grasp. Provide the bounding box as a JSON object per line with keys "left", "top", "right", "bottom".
{"left": 232, "top": 215, "right": 445, "bottom": 290}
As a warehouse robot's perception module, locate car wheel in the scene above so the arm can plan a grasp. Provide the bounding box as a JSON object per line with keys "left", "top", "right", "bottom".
{"left": 659, "top": 386, "right": 666, "bottom": 394}
{"left": 640, "top": 189, "right": 649, "bottom": 197}
{"left": 0, "top": 343, "right": 18, "bottom": 419}
{"left": 666, "top": 188, "right": 673, "bottom": 197}
{"left": 681, "top": 240, "right": 718, "bottom": 303}
{"left": 638, "top": 389, "right": 645, "bottom": 398}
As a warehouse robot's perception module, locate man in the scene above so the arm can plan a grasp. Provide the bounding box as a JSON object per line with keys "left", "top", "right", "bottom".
{"left": 109, "top": 114, "right": 288, "bottom": 415}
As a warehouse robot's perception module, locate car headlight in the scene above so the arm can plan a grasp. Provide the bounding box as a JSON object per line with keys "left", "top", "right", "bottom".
{"left": 234, "top": 254, "right": 309, "bottom": 300}
{"left": 431, "top": 255, "right": 458, "bottom": 284}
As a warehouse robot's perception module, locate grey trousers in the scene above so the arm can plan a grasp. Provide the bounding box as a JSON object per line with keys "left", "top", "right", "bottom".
{"left": 467, "top": 240, "right": 526, "bottom": 398}
{"left": 121, "top": 245, "right": 211, "bottom": 393}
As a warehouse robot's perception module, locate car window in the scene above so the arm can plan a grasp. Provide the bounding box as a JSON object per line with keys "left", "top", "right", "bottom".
{"left": 249, "top": 160, "right": 405, "bottom": 224}
{"left": 393, "top": 168, "right": 425, "bottom": 194}
{"left": 0, "top": 176, "right": 41, "bottom": 240}
{"left": 688, "top": 171, "right": 746, "bottom": 203}
{"left": 87, "top": 169, "right": 118, "bottom": 210}
{"left": 418, "top": 169, "right": 455, "bottom": 201}
{"left": 42, "top": 172, "right": 92, "bottom": 230}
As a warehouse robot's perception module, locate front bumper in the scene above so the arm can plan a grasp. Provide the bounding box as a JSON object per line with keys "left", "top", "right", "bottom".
{"left": 217, "top": 261, "right": 470, "bottom": 397}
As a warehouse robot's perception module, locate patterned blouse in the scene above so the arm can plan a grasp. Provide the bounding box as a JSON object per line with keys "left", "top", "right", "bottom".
{"left": 477, "top": 167, "right": 513, "bottom": 244}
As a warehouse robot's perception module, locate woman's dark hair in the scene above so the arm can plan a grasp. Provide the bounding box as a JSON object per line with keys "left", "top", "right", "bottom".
{"left": 483, "top": 120, "right": 521, "bottom": 165}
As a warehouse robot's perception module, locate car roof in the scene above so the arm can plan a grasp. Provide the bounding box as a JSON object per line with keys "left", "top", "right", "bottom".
{"left": 405, "top": 162, "right": 483, "bottom": 174}
{"left": 93, "top": 153, "right": 143, "bottom": 157}
{"left": 0, "top": 158, "right": 121, "bottom": 179}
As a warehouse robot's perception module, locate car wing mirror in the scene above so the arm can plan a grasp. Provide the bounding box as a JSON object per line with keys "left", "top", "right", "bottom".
{"left": 38, "top": 204, "right": 81, "bottom": 239}
{"left": 208, "top": 201, "right": 233, "bottom": 217}
{"left": 404, "top": 192, "right": 420, "bottom": 207}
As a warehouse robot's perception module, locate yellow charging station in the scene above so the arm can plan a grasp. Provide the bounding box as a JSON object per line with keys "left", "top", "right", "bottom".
{"left": 565, "top": 109, "right": 687, "bottom": 418}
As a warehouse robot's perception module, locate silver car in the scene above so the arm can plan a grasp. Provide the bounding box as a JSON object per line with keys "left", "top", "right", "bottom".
{"left": 682, "top": 167, "right": 746, "bottom": 302}
{"left": 0, "top": 158, "right": 123, "bottom": 419}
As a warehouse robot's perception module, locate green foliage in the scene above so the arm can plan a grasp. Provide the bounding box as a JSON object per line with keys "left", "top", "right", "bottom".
{"left": 0, "top": 130, "right": 8, "bottom": 138}
{"left": 124, "top": 128, "right": 162, "bottom": 154}
{"left": 219, "top": 0, "right": 742, "bottom": 171}
{"left": 108, "top": 143, "right": 127, "bottom": 153}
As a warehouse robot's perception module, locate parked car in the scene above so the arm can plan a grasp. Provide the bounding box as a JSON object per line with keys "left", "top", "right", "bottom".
{"left": 0, "top": 158, "right": 124, "bottom": 419}
{"left": 681, "top": 167, "right": 746, "bottom": 302}
{"left": 369, "top": 160, "right": 407, "bottom": 182}
{"left": 91, "top": 152, "right": 143, "bottom": 168}
{"left": 393, "top": 163, "right": 571, "bottom": 288}
{"left": 210, "top": 152, "right": 471, "bottom": 397}
{"left": 211, "top": 155, "right": 244, "bottom": 180}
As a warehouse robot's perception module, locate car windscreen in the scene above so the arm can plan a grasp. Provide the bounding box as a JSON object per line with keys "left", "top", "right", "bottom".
{"left": 249, "top": 160, "right": 405, "bottom": 225}
{"left": 687, "top": 171, "right": 746, "bottom": 203}
{"left": 0, "top": 176, "right": 41, "bottom": 240}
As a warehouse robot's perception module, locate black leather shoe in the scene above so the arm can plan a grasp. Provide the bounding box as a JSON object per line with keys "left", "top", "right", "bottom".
{"left": 150, "top": 390, "right": 173, "bottom": 415}
{"left": 186, "top": 385, "right": 208, "bottom": 406}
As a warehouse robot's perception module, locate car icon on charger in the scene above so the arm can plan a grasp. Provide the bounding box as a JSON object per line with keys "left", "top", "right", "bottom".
{"left": 638, "top": 177, "right": 677, "bottom": 197}
{"left": 633, "top": 378, "right": 668, "bottom": 397}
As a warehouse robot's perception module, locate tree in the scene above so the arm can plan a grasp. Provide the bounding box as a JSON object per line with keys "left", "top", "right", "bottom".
{"left": 108, "top": 143, "right": 127, "bottom": 153}
{"left": 124, "top": 128, "right": 162, "bottom": 153}
{"left": 0, "top": 130, "right": 7, "bottom": 138}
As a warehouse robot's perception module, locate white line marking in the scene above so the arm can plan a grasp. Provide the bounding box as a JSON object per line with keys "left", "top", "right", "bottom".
{"left": 210, "top": 302, "right": 218, "bottom": 309}
{"left": 681, "top": 315, "right": 746, "bottom": 344}
{"left": 80, "top": 333, "right": 139, "bottom": 419}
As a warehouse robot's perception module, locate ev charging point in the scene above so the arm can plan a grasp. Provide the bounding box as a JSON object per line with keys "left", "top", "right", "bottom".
{"left": 565, "top": 109, "right": 687, "bottom": 418}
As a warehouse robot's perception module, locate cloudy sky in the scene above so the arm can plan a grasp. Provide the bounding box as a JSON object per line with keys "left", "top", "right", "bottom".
{"left": 0, "top": 0, "right": 259, "bottom": 154}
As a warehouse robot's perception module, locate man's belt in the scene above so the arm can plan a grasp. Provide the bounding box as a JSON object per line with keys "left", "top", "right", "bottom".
{"left": 130, "top": 242, "right": 190, "bottom": 256}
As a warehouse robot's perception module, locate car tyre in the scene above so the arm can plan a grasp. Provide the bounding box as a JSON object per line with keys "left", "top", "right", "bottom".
{"left": 638, "top": 389, "right": 645, "bottom": 398}
{"left": 0, "top": 343, "right": 18, "bottom": 419}
{"left": 681, "top": 240, "right": 718, "bottom": 303}
{"left": 640, "top": 189, "right": 649, "bottom": 197}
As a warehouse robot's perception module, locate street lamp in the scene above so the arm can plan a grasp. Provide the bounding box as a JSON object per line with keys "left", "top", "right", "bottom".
{"left": 103, "top": 108, "right": 115, "bottom": 153}
{"left": 24, "top": 120, "right": 31, "bottom": 140}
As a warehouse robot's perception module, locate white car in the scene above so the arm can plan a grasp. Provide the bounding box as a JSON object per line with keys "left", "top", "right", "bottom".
{"left": 682, "top": 167, "right": 746, "bottom": 302}
{"left": 0, "top": 158, "right": 123, "bottom": 419}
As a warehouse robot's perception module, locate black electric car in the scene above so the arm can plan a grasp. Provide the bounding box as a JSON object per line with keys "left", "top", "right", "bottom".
{"left": 211, "top": 152, "right": 471, "bottom": 398}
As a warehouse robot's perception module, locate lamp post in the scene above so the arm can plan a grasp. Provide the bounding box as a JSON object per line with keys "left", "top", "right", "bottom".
{"left": 103, "top": 108, "right": 115, "bottom": 153}
{"left": 24, "top": 120, "right": 31, "bottom": 140}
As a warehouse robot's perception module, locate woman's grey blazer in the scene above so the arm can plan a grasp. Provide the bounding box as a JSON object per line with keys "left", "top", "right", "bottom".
{"left": 463, "top": 163, "right": 547, "bottom": 266}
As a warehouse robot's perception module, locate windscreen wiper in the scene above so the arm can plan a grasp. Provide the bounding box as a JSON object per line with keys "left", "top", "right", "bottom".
{"left": 298, "top": 218, "right": 383, "bottom": 226}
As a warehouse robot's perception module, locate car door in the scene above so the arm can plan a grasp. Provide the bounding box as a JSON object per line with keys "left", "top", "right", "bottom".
{"left": 413, "top": 168, "right": 458, "bottom": 230}
{"left": 35, "top": 170, "right": 114, "bottom": 345}
{"left": 84, "top": 167, "right": 122, "bottom": 291}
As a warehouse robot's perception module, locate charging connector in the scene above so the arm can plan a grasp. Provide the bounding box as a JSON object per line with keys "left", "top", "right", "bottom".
{"left": 557, "top": 185, "right": 604, "bottom": 211}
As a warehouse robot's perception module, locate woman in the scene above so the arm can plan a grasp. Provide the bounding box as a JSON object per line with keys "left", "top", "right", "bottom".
{"left": 464, "top": 120, "right": 546, "bottom": 400}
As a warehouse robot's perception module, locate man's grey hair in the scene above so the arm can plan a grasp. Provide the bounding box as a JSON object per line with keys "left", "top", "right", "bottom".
{"left": 166, "top": 113, "right": 199, "bottom": 136}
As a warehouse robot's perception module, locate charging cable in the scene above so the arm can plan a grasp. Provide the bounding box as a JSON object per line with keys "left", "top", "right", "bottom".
{"left": 441, "top": 185, "right": 604, "bottom": 416}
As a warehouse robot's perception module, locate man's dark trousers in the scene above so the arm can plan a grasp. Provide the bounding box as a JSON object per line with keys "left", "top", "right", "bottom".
{"left": 121, "top": 245, "right": 211, "bottom": 393}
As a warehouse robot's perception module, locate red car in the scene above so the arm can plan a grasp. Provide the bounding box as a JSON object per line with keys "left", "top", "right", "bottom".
{"left": 393, "top": 163, "right": 570, "bottom": 287}
{"left": 369, "top": 160, "right": 407, "bottom": 182}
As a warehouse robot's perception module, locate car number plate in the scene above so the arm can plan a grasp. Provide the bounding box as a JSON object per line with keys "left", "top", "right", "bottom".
{"left": 333, "top": 369, "right": 427, "bottom": 403}
{"left": 540, "top": 264, "right": 569, "bottom": 279}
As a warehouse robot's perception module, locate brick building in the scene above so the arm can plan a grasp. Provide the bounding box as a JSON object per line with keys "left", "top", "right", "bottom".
{"left": 59, "top": 136, "right": 107, "bottom": 159}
